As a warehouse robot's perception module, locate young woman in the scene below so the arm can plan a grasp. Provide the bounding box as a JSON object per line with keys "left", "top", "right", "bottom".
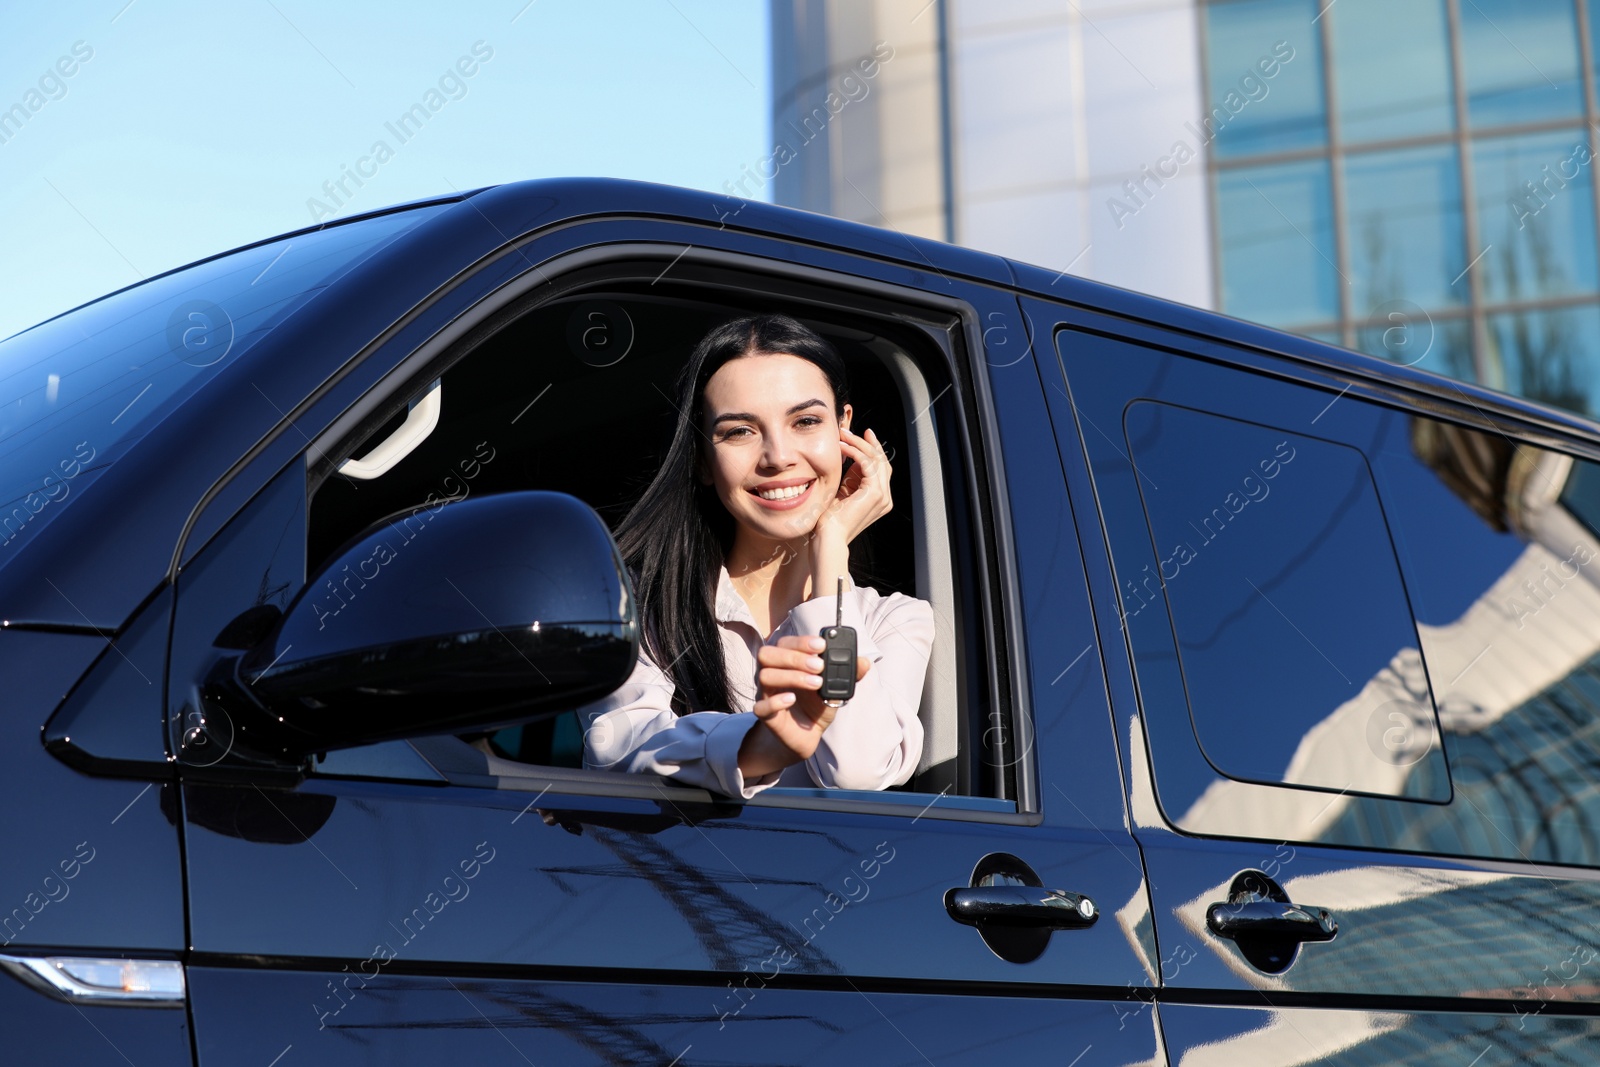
{"left": 579, "top": 313, "right": 936, "bottom": 799}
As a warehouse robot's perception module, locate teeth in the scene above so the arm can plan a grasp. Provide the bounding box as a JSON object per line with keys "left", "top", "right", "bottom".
{"left": 757, "top": 481, "right": 811, "bottom": 500}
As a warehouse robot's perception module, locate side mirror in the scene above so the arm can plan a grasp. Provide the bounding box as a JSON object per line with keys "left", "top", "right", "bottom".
{"left": 197, "top": 491, "right": 637, "bottom": 764}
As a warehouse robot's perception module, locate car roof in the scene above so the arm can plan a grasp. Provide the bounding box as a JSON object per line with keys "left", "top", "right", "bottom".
{"left": 32, "top": 173, "right": 1600, "bottom": 446}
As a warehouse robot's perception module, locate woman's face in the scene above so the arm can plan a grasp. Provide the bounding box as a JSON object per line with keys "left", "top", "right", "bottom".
{"left": 699, "top": 352, "right": 851, "bottom": 546}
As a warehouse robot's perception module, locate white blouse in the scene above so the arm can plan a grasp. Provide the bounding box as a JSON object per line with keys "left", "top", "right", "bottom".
{"left": 578, "top": 565, "right": 935, "bottom": 799}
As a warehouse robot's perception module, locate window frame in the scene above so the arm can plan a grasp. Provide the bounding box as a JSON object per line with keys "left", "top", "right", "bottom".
{"left": 1119, "top": 397, "right": 1453, "bottom": 803}
{"left": 292, "top": 242, "right": 1043, "bottom": 825}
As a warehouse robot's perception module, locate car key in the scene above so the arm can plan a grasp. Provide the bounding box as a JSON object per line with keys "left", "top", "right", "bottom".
{"left": 818, "top": 576, "right": 857, "bottom": 706}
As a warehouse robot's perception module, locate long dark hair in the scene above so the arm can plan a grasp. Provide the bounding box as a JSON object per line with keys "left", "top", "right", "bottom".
{"left": 614, "top": 313, "right": 850, "bottom": 715}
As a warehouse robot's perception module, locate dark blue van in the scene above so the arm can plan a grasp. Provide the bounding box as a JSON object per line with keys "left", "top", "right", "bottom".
{"left": 5, "top": 178, "right": 1600, "bottom": 1064}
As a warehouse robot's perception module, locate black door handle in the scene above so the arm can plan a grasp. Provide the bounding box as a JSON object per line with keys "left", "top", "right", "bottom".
{"left": 1207, "top": 899, "right": 1337, "bottom": 943}
{"left": 944, "top": 885, "right": 1098, "bottom": 929}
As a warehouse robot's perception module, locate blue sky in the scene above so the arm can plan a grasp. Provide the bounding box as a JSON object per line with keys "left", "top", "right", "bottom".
{"left": 0, "top": 1, "right": 771, "bottom": 339}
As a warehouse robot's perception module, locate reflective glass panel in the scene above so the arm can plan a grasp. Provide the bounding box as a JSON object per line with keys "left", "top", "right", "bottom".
{"left": 1332, "top": 0, "right": 1454, "bottom": 144}
{"left": 1203, "top": 0, "right": 1326, "bottom": 159}
{"left": 1472, "top": 131, "right": 1599, "bottom": 303}
{"left": 1065, "top": 325, "right": 1600, "bottom": 865}
{"left": 1123, "top": 401, "right": 1449, "bottom": 799}
{"left": 1218, "top": 160, "right": 1339, "bottom": 325}
{"left": 1345, "top": 143, "right": 1467, "bottom": 313}
{"left": 1459, "top": 0, "right": 1583, "bottom": 127}
{"left": 1352, "top": 423, "right": 1600, "bottom": 865}
{"left": 1486, "top": 303, "right": 1600, "bottom": 417}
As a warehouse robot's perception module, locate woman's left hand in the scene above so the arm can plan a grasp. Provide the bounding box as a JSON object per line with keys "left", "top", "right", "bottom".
{"left": 814, "top": 426, "right": 893, "bottom": 547}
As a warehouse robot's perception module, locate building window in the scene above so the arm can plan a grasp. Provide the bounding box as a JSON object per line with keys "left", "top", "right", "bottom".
{"left": 1217, "top": 160, "right": 1338, "bottom": 326}
{"left": 1203, "top": 0, "right": 1600, "bottom": 419}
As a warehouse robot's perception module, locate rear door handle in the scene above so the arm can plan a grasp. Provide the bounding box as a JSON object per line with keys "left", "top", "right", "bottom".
{"left": 1207, "top": 899, "right": 1337, "bottom": 943}
{"left": 944, "top": 885, "right": 1098, "bottom": 929}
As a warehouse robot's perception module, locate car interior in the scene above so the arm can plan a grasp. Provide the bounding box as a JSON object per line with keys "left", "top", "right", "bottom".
{"left": 305, "top": 262, "right": 1003, "bottom": 799}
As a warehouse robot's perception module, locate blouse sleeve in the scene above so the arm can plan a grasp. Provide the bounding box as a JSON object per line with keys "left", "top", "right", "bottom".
{"left": 786, "top": 590, "right": 935, "bottom": 791}
{"left": 578, "top": 649, "right": 783, "bottom": 800}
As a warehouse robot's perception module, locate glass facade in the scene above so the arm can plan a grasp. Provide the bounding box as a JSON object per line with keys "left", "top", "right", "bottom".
{"left": 1204, "top": 0, "right": 1600, "bottom": 417}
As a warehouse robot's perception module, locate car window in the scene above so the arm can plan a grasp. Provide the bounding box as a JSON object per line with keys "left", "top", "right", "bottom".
{"left": 1346, "top": 416, "right": 1600, "bottom": 864}
{"left": 305, "top": 280, "right": 1004, "bottom": 803}
{"left": 1066, "top": 325, "right": 1600, "bottom": 865}
{"left": 1189, "top": 409, "right": 1600, "bottom": 866}
{"left": 1123, "top": 400, "right": 1449, "bottom": 801}
{"left": 0, "top": 205, "right": 444, "bottom": 524}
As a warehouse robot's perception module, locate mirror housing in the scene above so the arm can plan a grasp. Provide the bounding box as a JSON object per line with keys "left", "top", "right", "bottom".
{"left": 198, "top": 490, "right": 637, "bottom": 764}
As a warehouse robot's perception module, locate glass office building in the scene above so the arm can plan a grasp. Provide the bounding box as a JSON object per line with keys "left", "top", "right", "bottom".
{"left": 771, "top": 0, "right": 1600, "bottom": 418}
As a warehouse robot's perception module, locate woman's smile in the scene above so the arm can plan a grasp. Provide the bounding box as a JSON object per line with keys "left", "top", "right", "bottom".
{"left": 749, "top": 477, "right": 816, "bottom": 508}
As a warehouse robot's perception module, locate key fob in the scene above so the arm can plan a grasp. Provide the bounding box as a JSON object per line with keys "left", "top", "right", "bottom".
{"left": 818, "top": 576, "right": 857, "bottom": 704}
{"left": 819, "top": 625, "right": 857, "bottom": 703}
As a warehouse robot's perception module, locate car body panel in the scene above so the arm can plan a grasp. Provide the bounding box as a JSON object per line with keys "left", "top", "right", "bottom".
{"left": 0, "top": 972, "right": 190, "bottom": 1065}
{"left": 189, "top": 966, "right": 1159, "bottom": 1066}
{"left": 0, "top": 627, "right": 183, "bottom": 953}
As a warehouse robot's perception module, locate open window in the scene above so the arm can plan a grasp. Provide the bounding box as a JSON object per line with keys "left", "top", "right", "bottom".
{"left": 304, "top": 256, "right": 1014, "bottom": 806}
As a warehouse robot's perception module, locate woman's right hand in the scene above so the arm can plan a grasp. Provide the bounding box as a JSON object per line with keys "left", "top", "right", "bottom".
{"left": 738, "top": 634, "right": 871, "bottom": 778}
{"left": 812, "top": 426, "right": 894, "bottom": 549}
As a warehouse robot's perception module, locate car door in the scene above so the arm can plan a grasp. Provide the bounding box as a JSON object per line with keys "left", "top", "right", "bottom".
{"left": 169, "top": 219, "right": 1163, "bottom": 1065}
{"left": 1027, "top": 285, "right": 1600, "bottom": 1063}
